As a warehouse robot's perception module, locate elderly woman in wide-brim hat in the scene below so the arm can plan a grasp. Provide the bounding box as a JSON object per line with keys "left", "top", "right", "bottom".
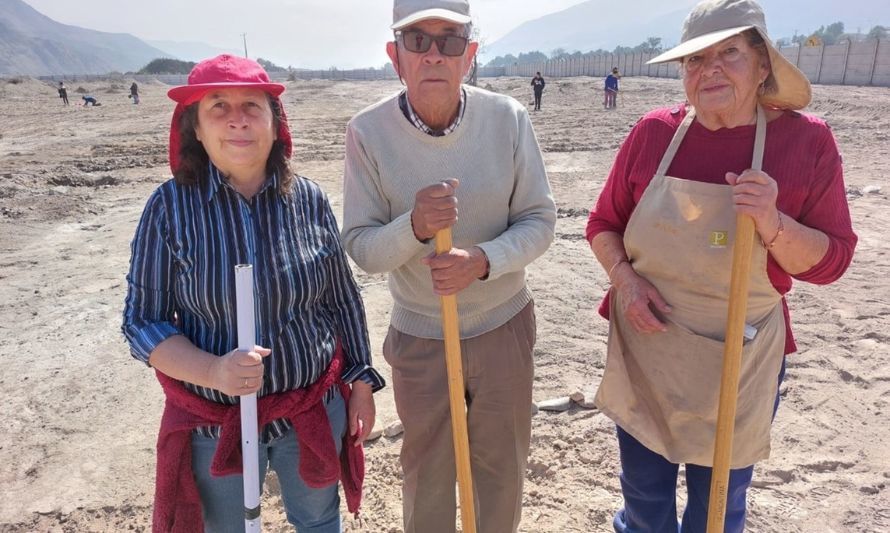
{"left": 122, "top": 54, "right": 385, "bottom": 532}
{"left": 585, "top": 0, "right": 856, "bottom": 530}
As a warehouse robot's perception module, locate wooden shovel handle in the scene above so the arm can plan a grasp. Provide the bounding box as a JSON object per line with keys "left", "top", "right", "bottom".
{"left": 435, "top": 228, "right": 477, "bottom": 533}
{"left": 707, "top": 214, "right": 756, "bottom": 532}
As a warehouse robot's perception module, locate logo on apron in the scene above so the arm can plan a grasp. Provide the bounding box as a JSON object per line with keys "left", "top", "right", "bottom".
{"left": 709, "top": 230, "right": 729, "bottom": 248}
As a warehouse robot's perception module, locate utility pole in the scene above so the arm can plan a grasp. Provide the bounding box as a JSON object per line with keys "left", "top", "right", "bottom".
{"left": 241, "top": 33, "right": 249, "bottom": 58}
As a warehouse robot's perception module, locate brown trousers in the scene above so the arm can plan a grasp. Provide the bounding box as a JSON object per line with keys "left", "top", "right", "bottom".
{"left": 383, "top": 302, "right": 536, "bottom": 533}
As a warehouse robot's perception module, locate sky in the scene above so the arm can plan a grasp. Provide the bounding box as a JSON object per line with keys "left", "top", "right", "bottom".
{"left": 24, "top": 0, "right": 589, "bottom": 69}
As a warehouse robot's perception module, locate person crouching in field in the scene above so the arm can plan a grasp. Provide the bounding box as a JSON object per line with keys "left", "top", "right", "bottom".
{"left": 586, "top": 0, "right": 856, "bottom": 531}
{"left": 122, "top": 54, "right": 385, "bottom": 532}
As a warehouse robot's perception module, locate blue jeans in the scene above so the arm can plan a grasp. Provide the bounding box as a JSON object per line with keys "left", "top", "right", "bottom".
{"left": 613, "top": 358, "right": 786, "bottom": 533}
{"left": 191, "top": 389, "right": 346, "bottom": 533}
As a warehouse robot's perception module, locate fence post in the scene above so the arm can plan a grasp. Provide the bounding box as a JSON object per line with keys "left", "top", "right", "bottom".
{"left": 841, "top": 39, "right": 852, "bottom": 85}
{"left": 815, "top": 43, "right": 825, "bottom": 84}
{"left": 868, "top": 39, "right": 880, "bottom": 86}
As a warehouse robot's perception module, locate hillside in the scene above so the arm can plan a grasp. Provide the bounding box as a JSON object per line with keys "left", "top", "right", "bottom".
{"left": 0, "top": 0, "right": 172, "bottom": 75}
{"left": 145, "top": 39, "right": 240, "bottom": 63}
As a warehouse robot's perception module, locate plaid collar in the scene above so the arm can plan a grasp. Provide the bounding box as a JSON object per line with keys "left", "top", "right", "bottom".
{"left": 399, "top": 88, "right": 466, "bottom": 137}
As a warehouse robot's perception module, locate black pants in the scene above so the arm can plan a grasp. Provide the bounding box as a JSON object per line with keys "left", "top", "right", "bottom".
{"left": 533, "top": 90, "right": 543, "bottom": 110}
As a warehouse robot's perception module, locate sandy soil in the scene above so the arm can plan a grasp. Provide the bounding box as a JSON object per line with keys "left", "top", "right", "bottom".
{"left": 0, "top": 75, "right": 887, "bottom": 532}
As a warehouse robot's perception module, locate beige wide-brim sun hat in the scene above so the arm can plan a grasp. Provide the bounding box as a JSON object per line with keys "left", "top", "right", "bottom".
{"left": 647, "top": 0, "right": 811, "bottom": 110}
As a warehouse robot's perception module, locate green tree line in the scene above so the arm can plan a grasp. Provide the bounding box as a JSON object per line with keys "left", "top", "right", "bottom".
{"left": 777, "top": 23, "right": 888, "bottom": 47}
{"left": 486, "top": 23, "right": 888, "bottom": 68}
{"left": 485, "top": 37, "right": 664, "bottom": 68}
{"left": 137, "top": 57, "right": 288, "bottom": 75}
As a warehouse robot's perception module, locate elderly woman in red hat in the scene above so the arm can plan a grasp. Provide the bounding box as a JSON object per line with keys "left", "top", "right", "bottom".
{"left": 122, "top": 54, "right": 385, "bottom": 532}
{"left": 585, "top": 0, "right": 856, "bottom": 531}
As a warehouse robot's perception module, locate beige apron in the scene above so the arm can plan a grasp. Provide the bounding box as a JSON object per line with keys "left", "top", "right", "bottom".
{"left": 594, "top": 106, "right": 786, "bottom": 468}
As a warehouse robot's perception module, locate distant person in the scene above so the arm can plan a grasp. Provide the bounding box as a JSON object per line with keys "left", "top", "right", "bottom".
{"left": 58, "top": 82, "right": 69, "bottom": 105}
{"left": 531, "top": 71, "right": 545, "bottom": 111}
{"left": 129, "top": 82, "right": 140, "bottom": 104}
{"left": 604, "top": 67, "right": 620, "bottom": 109}
{"left": 81, "top": 95, "right": 100, "bottom": 106}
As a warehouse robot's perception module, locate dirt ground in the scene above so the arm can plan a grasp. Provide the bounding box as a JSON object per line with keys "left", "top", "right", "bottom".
{"left": 0, "top": 75, "right": 888, "bottom": 532}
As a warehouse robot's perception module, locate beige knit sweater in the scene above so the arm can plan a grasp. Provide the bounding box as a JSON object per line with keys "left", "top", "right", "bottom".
{"left": 342, "top": 85, "right": 555, "bottom": 339}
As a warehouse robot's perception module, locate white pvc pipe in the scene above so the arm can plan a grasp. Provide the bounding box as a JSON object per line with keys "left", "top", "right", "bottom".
{"left": 235, "top": 264, "right": 261, "bottom": 531}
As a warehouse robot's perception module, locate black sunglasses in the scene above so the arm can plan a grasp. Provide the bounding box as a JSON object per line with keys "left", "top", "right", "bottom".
{"left": 397, "top": 30, "right": 469, "bottom": 57}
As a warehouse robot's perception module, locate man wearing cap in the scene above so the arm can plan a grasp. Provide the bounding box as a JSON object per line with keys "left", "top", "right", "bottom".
{"left": 341, "top": 1, "right": 555, "bottom": 532}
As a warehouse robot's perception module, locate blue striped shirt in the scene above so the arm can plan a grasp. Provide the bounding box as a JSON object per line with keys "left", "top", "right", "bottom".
{"left": 122, "top": 164, "right": 384, "bottom": 441}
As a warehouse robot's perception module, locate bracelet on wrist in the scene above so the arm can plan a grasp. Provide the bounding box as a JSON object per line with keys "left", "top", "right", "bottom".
{"left": 762, "top": 211, "right": 785, "bottom": 249}
{"left": 608, "top": 259, "right": 630, "bottom": 282}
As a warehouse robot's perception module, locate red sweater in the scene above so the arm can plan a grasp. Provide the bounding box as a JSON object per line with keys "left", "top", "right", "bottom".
{"left": 586, "top": 104, "right": 857, "bottom": 354}
{"left": 152, "top": 350, "right": 362, "bottom": 533}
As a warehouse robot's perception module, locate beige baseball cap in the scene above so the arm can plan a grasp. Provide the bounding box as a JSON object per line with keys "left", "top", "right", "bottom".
{"left": 391, "top": 0, "right": 472, "bottom": 31}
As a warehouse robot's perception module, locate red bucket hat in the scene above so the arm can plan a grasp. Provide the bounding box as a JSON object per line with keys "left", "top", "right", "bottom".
{"left": 166, "top": 54, "right": 292, "bottom": 174}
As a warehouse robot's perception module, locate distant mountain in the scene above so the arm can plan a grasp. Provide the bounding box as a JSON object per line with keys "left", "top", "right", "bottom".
{"left": 146, "top": 40, "right": 241, "bottom": 63}
{"left": 481, "top": 0, "right": 694, "bottom": 61}
{"left": 0, "top": 0, "right": 173, "bottom": 75}
{"left": 481, "top": 0, "right": 889, "bottom": 61}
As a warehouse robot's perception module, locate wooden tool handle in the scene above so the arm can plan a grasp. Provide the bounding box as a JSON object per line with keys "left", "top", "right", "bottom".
{"left": 707, "top": 214, "right": 756, "bottom": 532}
{"left": 435, "top": 228, "right": 477, "bottom": 533}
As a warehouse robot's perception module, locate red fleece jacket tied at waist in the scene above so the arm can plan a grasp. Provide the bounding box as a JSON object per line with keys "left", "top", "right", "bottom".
{"left": 152, "top": 349, "right": 363, "bottom": 533}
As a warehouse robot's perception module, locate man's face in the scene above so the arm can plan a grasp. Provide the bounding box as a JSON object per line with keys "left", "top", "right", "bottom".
{"left": 386, "top": 19, "right": 478, "bottom": 107}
